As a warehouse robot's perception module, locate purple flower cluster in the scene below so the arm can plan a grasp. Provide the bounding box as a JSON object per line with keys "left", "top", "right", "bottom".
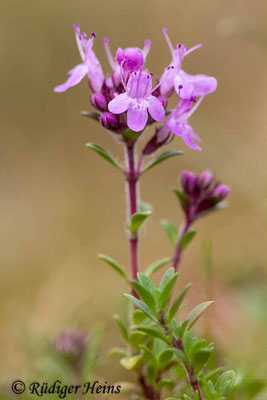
{"left": 179, "top": 170, "right": 230, "bottom": 223}
{"left": 53, "top": 327, "right": 89, "bottom": 360}
{"left": 54, "top": 25, "right": 217, "bottom": 151}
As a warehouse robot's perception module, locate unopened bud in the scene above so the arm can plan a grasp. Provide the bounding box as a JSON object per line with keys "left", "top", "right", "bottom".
{"left": 116, "top": 47, "right": 144, "bottom": 72}
{"left": 91, "top": 93, "right": 107, "bottom": 111}
{"left": 157, "top": 96, "right": 168, "bottom": 110}
{"left": 181, "top": 171, "right": 197, "bottom": 195}
{"left": 213, "top": 183, "right": 230, "bottom": 199}
{"left": 198, "top": 170, "right": 214, "bottom": 189}
{"left": 101, "top": 112, "right": 119, "bottom": 131}
{"left": 53, "top": 327, "right": 89, "bottom": 360}
{"left": 142, "top": 126, "right": 171, "bottom": 155}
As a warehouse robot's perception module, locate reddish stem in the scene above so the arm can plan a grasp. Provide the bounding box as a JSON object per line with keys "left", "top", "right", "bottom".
{"left": 173, "top": 219, "right": 191, "bottom": 272}
{"left": 125, "top": 143, "right": 139, "bottom": 295}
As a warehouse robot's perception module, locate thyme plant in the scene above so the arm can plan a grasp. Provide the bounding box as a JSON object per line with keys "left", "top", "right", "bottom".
{"left": 54, "top": 25, "right": 235, "bottom": 400}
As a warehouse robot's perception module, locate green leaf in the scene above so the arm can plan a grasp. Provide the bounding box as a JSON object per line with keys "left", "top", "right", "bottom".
{"left": 192, "top": 348, "right": 213, "bottom": 373}
{"left": 143, "top": 150, "right": 183, "bottom": 173}
{"left": 120, "top": 355, "right": 143, "bottom": 371}
{"left": 146, "top": 257, "right": 172, "bottom": 278}
{"left": 130, "top": 211, "right": 152, "bottom": 233}
{"left": 159, "top": 267, "right": 175, "bottom": 291}
{"left": 157, "top": 379, "right": 174, "bottom": 389}
{"left": 171, "top": 188, "right": 190, "bottom": 210}
{"left": 98, "top": 254, "right": 128, "bottom": 281}
{"left": 134, "top": 325, "right": 169, "bottom": 344}
{"left": 160, "top": 219, "right": 178, "bottom": 246}
{"left": 109, "top": 347, "right": 129, "bottom": 357}
{"left": 137, "top": 273, "right": 156, "bottom": 294}
{"left": 124, "top": 294, "right": 158, "bottom": 324}
{"left": 139, "top": 345, "right": 157, "bottom": 367}
{"left": 129, "top": 332, "right": 147, "bottom": 347}
{"left": 181, "top": 230, "right": 197, "bottom": 250}
{"left": 131, "top": 281, "right": 157, "bottom": 312}
{"left": 132, "top": 310, "right": 147, "bottom": 323}
{"left": 184, "top": 301, "right": 214, "bottom": 330}
{"left": 139, "top": 201, "right": 153, "bottom": 213}
{"left": 80, "top": 110, "right": 100, "bottom": 121}
{"left": 215, "top": 370, "right": 236, "bottom": 396}
{"left": 114, "top": 314, "right": 129, "bottom": 342}
{"left": 159, "top": 273, "right": 179, "bottom": 309}
{"left": 158, "top": 349, "right": 175, "bottom": 370}
{"left": 183, "top": 395, "right": 192, "bottom": 400}
{"left": 86, "top": 143, "right": 122, "bottom": 169}
{"left": 168, "top": 283, "right": 192, "bottom": 322}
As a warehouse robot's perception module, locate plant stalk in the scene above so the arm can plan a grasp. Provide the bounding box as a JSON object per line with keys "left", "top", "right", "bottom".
{"left": 173, "top": 220, "right": 191, "bottom": 272}
{"left": 125, "top": 142, "right": 140, "bottom": 296}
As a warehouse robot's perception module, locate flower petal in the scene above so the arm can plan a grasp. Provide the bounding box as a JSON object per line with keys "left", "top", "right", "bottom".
{"left": 54, "top": 63, "right": 89, "bottom": 93}
{"left": 108, "top": 93, "right": 132, "bottom": 114}
{"left": 147, "top": 96, "right": 165, "bottom": 122}
{"left": 191, "top": 74, "right": 217, "bottom": 96}
{"left": 127, "top": 101, "right": 148, "bottom": 132}
{"left": 174, "top": 73, "right": 194, "bottom": 99}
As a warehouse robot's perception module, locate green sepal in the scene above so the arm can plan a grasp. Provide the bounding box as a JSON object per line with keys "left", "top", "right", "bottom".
{"left": 98, "top": 254, "right": 128, "bottom": 281}
{"left": 143, "top": 150, "right": 183, "bottom": 173}
{"left": 124, "top": 294, "right": 159, "bottom": 324}
{"left": 181, "top": 230, "right": 197, "bottom": 250}
{"left": 160, "top": 219, "right": 178, "bottom": 246}
{"left": 86, "top": 143, "right": 122, "bottom": 170}
{"left": 145, "top": 257, "right": 172, "bottom": 278}
{"left": 80, "top": 110, "right": 100, "bottom": 121}
{"left": 122, "top": 129, "right": 140, "bottom": 141}
{"left": 129, "top": 211, "right": 152, "bottom": 233}
{"left": 171, "top": 188, "right": 190, "bottom": 210}
{"left": 168, "top": 283, "right": 192, "bottom": 323}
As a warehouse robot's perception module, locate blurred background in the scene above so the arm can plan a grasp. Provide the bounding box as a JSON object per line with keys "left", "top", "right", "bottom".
{"left": 0, "top": 0, "right": 266, "bottom": 397}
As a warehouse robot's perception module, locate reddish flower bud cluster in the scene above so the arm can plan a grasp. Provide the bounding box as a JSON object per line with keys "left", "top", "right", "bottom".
{"left": 179, "top": 170, "right": 230, "bottom": 222}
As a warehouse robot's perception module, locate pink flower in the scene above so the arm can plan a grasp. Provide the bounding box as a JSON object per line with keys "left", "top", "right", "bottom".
{"left": 108, "top": 71, "right": 165, "bottom": 132}
{"left": 167, "top": 96, "right": 204, "bottom": 151}
{"left": 160, "top": 29, "right": 217, "bottom": 99}
{"left": 54, "top": 24, "right": 104, "bottom": 93}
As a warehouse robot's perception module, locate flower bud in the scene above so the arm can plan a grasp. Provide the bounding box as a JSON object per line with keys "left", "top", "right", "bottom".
{"left": 142, "top": 126, "right": 171, "bottom": 155}
{"left": 157, "top": 96, "right": 168, "bottom": 110}
{"left": 100, "top": 112, "right": 119, "bottom": 131}
{"left": 53, "top": 327, "right": 89, "bottom": 360}
{"left": 90, "top": 93, "right": 107, "bottom": 111}
{"left": 181, "top": 171, "right": 197, "bottom": 195}
{"left": 116, "top": 47, "right": 144, "bottom": 72}
{"left": 213, "top": 183, "right": 230, "bottom": 199}
{"left": 197, "top": 169, "right": 214, "bottom": 189}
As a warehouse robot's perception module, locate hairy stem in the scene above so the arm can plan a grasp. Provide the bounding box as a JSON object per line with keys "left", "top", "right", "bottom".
{"left": 159, "top": 314, "right": 203, "bottom": 400}
{"left": 173, "top": 219, "right": 191, "bottom": 272}
{"left": 125, "top": 142, "right": 139, "bottom": 295}
{"left": 173, "top": 338, "right": 203, "bottom": 400}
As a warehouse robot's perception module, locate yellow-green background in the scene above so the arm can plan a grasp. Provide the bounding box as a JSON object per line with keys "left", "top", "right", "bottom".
{"left": 0, "top": 0, "right": 266, "bottom": 386}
